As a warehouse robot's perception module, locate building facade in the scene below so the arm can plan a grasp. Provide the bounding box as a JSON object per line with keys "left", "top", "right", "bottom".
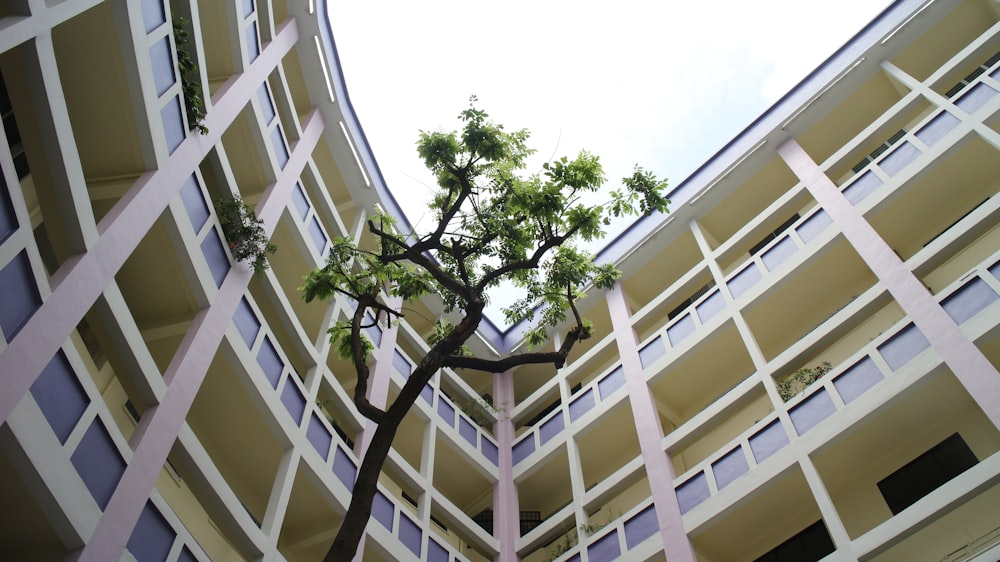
{"left": 1, "top": 0, "right": 999, "bottom": 561}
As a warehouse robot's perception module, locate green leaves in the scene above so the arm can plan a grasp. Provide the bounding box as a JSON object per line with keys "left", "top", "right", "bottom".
{"left": 214, "top": 195, "right": 276, "bottom": 274}
{"left": 303, "top": 99, "right": 669, "bottom": 361}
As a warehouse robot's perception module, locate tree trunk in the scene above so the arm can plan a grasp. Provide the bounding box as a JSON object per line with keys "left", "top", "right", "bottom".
{"left": 324, "top": 306, "right": 484, "bottom": 561}
{"left": 323, "top": 407, "right": 402, "bottom": 561}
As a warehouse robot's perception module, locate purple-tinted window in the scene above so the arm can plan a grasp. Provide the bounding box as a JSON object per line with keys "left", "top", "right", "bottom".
{"left": 307, "top": 413, "right": 332, "bottom": 460}
{"left": 639, "top": 337, "right": 665, "bottom": 369}
{"left": 308, "top": 216, "right": 327, "bottom": 254}
{"left": 762, "top": 236, "right": 797, "bottom": 271}
{"left": 437, "top": 397, "right": 455, "bottom": 426}
{"left": 70, "top": 419, "right": 126, "bottom": 510}
{"left": 512, "top": 436, "right": 535, "bottom": 465}
{"left": 398, "top": 513, "right": 422, "bottom": 557}
{"left": 877, "top": 323, "right": 930, "bottom": 371}
{"left": 281, "top": 378, "right": 306, "bottom": 425}
{"left": 789, "top": 390, "right": 836, "bottom": 436}
{"left": 676, "top": 472, "right": 710, "bottom": 514}
{"left": 711, "top": 446, "right": 749, "bottom": 489}
{"left": 180, "top": 175, "right": 209, "bottom": 232}
{"left": 696, "top": 289, "right": 725, "bottom": 324}
{"left": 30, "top": 351, "right": 89, "bottom": 444}
{"left": 200, "top": 229, "right": 229, "bottom": 288}
{"left": 481, "top": 438, "right": 498, "bottom": 466}
{"left": 991, "top": 259, "right": 1000, "bottom": 282}
{"left": 877, "top": 141, "right": 920, "bottom": 177}
{"left": 233, "top": 297, "right": 260, "bottom": 347}
{"left": 150, "top": 37, "right": 175, "bottom": 97}
{"left": 291, "top": 182, "right": 309, "bottom": 220}
{"left": 587, "top": 530, "right": 621, "bottom": 562}
{"left": 161, "top": 95, "right": 185, "bottom": 153}
{"left": 539, "top": 412, "right": 565, "bottom": 445}
{"left": 0, "top": 173, "right": 17, "bottom": 244}
{"left": 242, "top": 0, "right": 255, "bottom": 18}
{"left": 393, "top": 350, "right": 412, "bottom": 377}
{"left": 569, "top": 389, "right": 595, "bottom": 422}
{"left": 833, "top": 356, "right": 883, "bottom": 404}
{"left": 256, "top": 337, "right": 283, "bottom": 389}
{"left": 177, "top": 546, "right": 197, "bottom": 562}
{"left": 141, "top": 0, "right": 165, "bottom": 33}
{"left": 0, "top": 250, "right": 41, "bottom": 340}
{"left": 257, "top": 84, "right": 276, "bottom": 125}
{"left": 428, "top": 538, "right": 449, "bottom": 562}
{"left": 624, "top": 505, "right": 658, "bottom": 550}
{"left": 955, "top": 83, "right": 998, "bottom": 114}
{"left": 459, "top": 416, "right": 478, "bottom": 446}
{"left": 246, "top": 23, "right": 260, "bottom": 62}
{"left": 749, "top": 419, "right": 788, "bottom": 464}
{"left": 942, "top": 277, "right": 998, "bottom": 325}
{"left": 127, "top": 501, "right": 176, "bottom": 562}
{"left": 598, "top": 366, "right": 625, "bottom": 401}
{"left": 727, "top": 263, "right": 762, "bottom": 299}
{"left": 372, "top": 491, "right": 394, "bottom": 530}
{"left": 795, "top": 210, "right": 832, "bottom": 244}
{"left": 915, "top": 111, "right": 959, "bottom": 147}
{"left": 842, "top": 171, "right": 882, "bottom": 205}
{"left": 271, "top": 126, "right": 289, "bottom": 169}
{"left": 332, "top": 447, "right": 356, "bottom": 491}
{"left": 667, "top": 313, "right": 695, "bottom": 346}
{"left": 421, "top": 385, "right": 433, "bottom": 404}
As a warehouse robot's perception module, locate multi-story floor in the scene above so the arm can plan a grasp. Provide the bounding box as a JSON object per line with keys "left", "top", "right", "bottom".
{"left": 1, "top": 0, "right": 999, "bottom": 561}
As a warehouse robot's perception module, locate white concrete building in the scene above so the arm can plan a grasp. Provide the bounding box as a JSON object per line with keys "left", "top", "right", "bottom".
{"left": 0, "top": 0, "right": 999, "bottom": 561}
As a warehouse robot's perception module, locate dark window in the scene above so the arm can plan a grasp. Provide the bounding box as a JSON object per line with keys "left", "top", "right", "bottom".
{"left": 945, "top": 51, "right": 1000, "bottom": 98}
{"left": 851, "top": 130, "right": 906, "bottom": 174}
{"left": 0, "top": 72, "right": 29, "bottom": 179}
{"left": 666, "top": 281, "right": 716, "bottom": 320}
{"left": 877, "top": 433, "right": 977, "bottom": 515}
{"left": 753, "top": 520, "right": 835, "bottom": 562}
{"left": 747, "top": 214, "right": 800, "bottom": 257}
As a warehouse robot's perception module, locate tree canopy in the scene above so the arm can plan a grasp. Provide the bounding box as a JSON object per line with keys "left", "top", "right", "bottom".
{"left": 301, "top": 97, "right": 668, "bottom": 561}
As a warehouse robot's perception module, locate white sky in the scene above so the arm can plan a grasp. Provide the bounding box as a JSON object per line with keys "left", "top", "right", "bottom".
{"left": 327, "top": 0, "right": 893, "bottom": 322}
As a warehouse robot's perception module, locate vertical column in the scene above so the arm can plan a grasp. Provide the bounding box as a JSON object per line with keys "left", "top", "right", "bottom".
{"left": 68, "top": 107, "right": 323, "bottom": 562}
{"left": 606, "top": 283, "right": 696, "bottom": 562}
{"left": 776, "top": 138, "right": 1000, "bottom": 428}
{"left": 493, "top": 369, "right": 519, "bottom": 562}
{"left": 353, "top": 294, "right": 402, "bottom": 454}
{"left": 349, "top": 294, "right": 402, "bottom": 562}
{"left": 0, "top": 19, "right": 301, "bottom": 426}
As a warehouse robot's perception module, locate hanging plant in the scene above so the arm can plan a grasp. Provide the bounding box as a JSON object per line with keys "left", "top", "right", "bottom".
{"left": 172, "top": 16, "right": 208, "bottom": 134}
{"left": 214, "top": 195, "right": 276, "bottom": 274}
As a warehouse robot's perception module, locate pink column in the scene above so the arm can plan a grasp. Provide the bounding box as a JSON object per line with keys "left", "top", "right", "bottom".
{"left": 777, "top": 138, "right": 1000, "bottom": 428}
{"left": 68, "top": 107, "right": 324, "bottom": 562}
{"left": 606, "top": 283, "right": 696, "bottom": 562}
{"left": 493, "top": 370, "right": 519, "bottom": 562}
{"left": 0, "top": 19, "right": 300, "bottom": 426}
{"left": 349, "top": 295, "right": 402, "bottom": 562}
{"left": 353, "top": 294, "right": 402, "bottom": 455}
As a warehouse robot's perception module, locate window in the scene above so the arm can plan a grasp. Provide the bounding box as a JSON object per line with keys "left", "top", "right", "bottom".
{"left": 667, "top": 281, "right": 716, "bottom": 321}
{"left": 747, "top": 214, "right": 800, "bottom": 257}
{"left": 944, "top": 51, "right": 1000, "bottom": 98}
{"left": 753, "top": 520, "right": 835, "bottom": 562}
{"left": 850, "top": 130, "right": 905, "bottom": 174}
{"left": 0, "top": 72, "right": 29, "bottom": 179}
{"left": 877, "top": 433, "right": 977, "bottom": 515}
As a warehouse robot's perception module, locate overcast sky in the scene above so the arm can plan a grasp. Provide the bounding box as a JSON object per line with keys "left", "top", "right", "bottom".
{"left": 326, "top": 0, "right": 893, "bottom": 321}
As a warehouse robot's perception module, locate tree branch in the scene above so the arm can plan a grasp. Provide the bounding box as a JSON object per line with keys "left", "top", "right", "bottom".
{"left": 444, "top": 321, "right": 591, "bottom": 372}
{"left": 350, "top": 297, "right": 386, "bottom": 423}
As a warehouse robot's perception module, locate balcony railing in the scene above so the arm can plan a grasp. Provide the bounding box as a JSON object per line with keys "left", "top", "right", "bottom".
{"left": 673, "top": 252, "right": 1000, "bottom": 516}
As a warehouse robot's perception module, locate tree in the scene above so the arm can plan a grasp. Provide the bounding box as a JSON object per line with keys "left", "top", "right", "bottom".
{"left": 301, "top": 98, "right": 668, "bottom": 561}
